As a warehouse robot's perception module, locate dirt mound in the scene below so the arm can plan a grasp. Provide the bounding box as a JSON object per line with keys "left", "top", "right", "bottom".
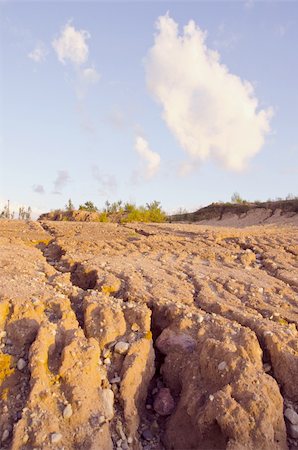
{"left": 0, "top": 220, "right": 298, "bottom": 449}
{"left": 170, "top": 199, "right": 298, "bottom": 227}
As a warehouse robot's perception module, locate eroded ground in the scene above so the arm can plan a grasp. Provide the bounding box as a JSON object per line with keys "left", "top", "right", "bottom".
{"left": 0, "top": 220, "right": 298, "bottom": 450}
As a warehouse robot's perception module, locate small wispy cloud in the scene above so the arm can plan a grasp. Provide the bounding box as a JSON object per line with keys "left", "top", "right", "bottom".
{"left": 133, "top": 136, "right": 161, "bottom": 182}
{"left": 28, "top": 41, "right": 47, "bottom": 63}
{"left": 52, "top": 22, "right": 90, "bottom": 66}
{"left": 32, "top": 184, "right": 45, "bottom": 194}
{"left": 92, "top": 165, "right": 117, "bottom": 197}
{"left": 213, "top": 23, "right": 239, "bottom": 50}
{"left": 52, "top": 21, "right": 100, "bottom": 107}
{"left": 52, "top": 170, "right": 70, "bottom": 194}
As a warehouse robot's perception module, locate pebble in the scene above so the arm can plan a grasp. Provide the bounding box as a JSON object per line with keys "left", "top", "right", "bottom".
{"left": 258, "top": 287, "right": 264, "bottom": 294}
{"left": 285, "top": 408, "right": 298, "bottom": 425}
{"left": 2, "top": 430, "right": 9, "bottom": 442}
{"left": 197, "top": 315, "right": 204, "bottom": 324}
{"left": 51, "top": 433, "right": 62, "bottom": 444}
{"left": 104, "top": 357, "right": 111, "bottom": 365}
{"left": 218, "top": 361, "right": 227, "bottom": 371}
{"left": 127, "top": 437, "right": 133, "bottom": 444}
{"left": 111, "top": 376, "right": 121, "bottom": 384}
{"left": 142, "top": 429, "right": 154, "bottom": 441}
{"left": 209, "top": 395, "right": 214, "bottom": 401}
{"left": 116, "top": 439, "right": 122, "bottom": 447}
{"left": 153, "top": 388, "right": 175, "bottom": 416}
{"left": 63, "top": 404, "right": 73, "bottom": 419}
{"left": 102, "top": 348, "right": 111, "bottom": 359}
{"left": 98, "top": 415, "right": 106, "bottom": 425}
{"left": 289, "top": 424, "right": 298, "bottom": 439}
{"left": 131, "top": 323, "right": 139, "bottom": 332}
{"left": 17, "top": 358, "right": 26, "bottom": 371}
{"left": 263, "top": 363, "right": 271, "bottom": 373}
{"left": 114, "top": 341, "right": 129, "bottom": 355}
{"left": 100, "top": 389, "right": 114, "bottom": 420}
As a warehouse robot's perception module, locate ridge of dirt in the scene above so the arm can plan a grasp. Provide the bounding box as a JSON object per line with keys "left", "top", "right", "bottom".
{"left": 0, "top": 220, "right": 298, "bottom": 449}
{"left": 170, "top": 199, "right": 298, "bottom": 227}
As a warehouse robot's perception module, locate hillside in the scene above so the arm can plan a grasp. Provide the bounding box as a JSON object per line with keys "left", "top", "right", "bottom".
{"left": 170, "top": 199, "right": 298, "bottom": 227}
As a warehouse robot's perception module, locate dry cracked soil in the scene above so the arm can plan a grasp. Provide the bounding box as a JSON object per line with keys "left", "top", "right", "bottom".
{"left": 0, "top": 220, "right": 298, "bottom": 450}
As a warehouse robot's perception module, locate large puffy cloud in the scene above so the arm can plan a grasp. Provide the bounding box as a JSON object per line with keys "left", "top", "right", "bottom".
{"left": 134, "top": 136, "right": 161, "bottom": 180}
{"left": 52, "top": 23, "right": 90, "bottom": 66}
{"left": 145, "top": 14, "right": 273, "bottom": 171}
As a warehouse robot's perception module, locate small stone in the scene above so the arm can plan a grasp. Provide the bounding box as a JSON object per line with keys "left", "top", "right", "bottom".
{"left": 51, "top": 432, "right": 62, "bottom": 444}
{"left": 104, "top": 357, "right": 111, "bottom": 365}
{"left": 131, "top": 323, "right": 139, "bottom": 332}
{"left": 63, "top": 404, "right": 73, "bottom": 419}
{"left": 209, "top": 395, "right": 214, "bottom": 401}
{"left": 258, "top": 287, "right": 264, "bottom": 294}
{"left": 22, "top": 433, "right": 29, "bottom": 444}
{"left": 197, "top": 315, "right": 204, "bottom": 324}
{"left": 2, "top": 430, "right": 9, "bottom": 442}
{"left": 264, "top": 331, "right": 273, "bottom": 337}
{"left": 285, "top": 408, "right": 298, "bottom": 425}
{"left": 263, "top": 363, "right": 271, "bottom": 373}
{"left": 146, "top": 404, "right": 152, "bottom": 409}
{"left": 116, "top": 439, "right": 122, "bottom": 447}
{"left": 99, "top": 388, "right": 114, "bottom": 420}
{"left": 153, "top": 388, "right": 175, "bottom": 416}
{"left": 102, "top": 348, "right": 111, "bottom": 359}
{"left": 218, "top": 361, "right": 227, "bottom": 371}
{"left": 98, "top": 415, "right": 106, "bottom": 425}
{"left": 289, "top": 424, "right": 298, "bottom": 439}
{"left": 142, "top": 429, "right": 153, "bottom": 441}
{"left": 127, "top": 436, "right": 133, "bottom": 444}
{"left": 111, "top": 376, "right": 121, "bottom": 384}
{"left": 114, "top": 341, "right": 129, "bottom": 355}
{"left": 17, "top": 358, "right": 26, "bottom": 371}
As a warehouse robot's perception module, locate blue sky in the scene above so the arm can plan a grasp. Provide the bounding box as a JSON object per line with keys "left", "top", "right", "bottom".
{"left": 0, "top": 1, "right": 297, "bottom": 218}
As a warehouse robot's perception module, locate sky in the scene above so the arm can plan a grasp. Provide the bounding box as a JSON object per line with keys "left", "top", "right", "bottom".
{"left": 0, "top": 0, "right": 297, "bottom": 218}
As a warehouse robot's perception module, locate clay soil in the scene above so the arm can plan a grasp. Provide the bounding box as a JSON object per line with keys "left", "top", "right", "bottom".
{"left": 0, "top": 220, "right": 298, "bottom": 450}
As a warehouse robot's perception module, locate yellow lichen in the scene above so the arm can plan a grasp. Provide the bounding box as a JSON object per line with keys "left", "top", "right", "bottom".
{"left": 0, "top": 354, "right": 14, "bottom": 384}
{"left": 101, "top": 285, "right": 117, "bottom": 295}
{"left": 1, "top": 388, "right": 9, "bottom": 400}
{"left": 145, "top": 331, "right": 152, "bottom": 340}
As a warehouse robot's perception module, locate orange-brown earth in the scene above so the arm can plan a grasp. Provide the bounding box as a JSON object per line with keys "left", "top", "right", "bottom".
{"left": 0, "top": 220, "right": 298, "bottom": 450}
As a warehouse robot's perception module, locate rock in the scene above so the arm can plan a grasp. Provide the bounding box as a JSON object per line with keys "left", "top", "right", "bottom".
{"left": 131, "top": 323, "right": 140, "bottom": 332}
{"left": 114, "top": 341, "right": 129, "bottom": 355}
{"left": 51, "top": 432, "right": 62, "bottom": 444}
{"left": 99, "top": 388, "right": 114, "bottom": 420}
{"left": 63, "top": 403, "right": 73, "bottom": 419}
{"left": 142, "top": 429, "right": 154, "bottom": 441}
{"left": 218, "top": 361, "right": 227, "bottom": 371}
{"left": 17, "top": 358, "right": 26, "bottom": 371}
{"left": 285, "top": 408, "right": 298, "bottom": 425}
{"left": 289, "top": 424, "right": 298, "bottom": 439}
{"left": 153, "top": 388, "right": 175, "bottom": 416}
{"left": 2, "top": 430, "right": 9, "bottom": 442}
{"left": 156, "top": 329, "right": 196, "bottom": 354}
{"left": 111, "top": 376, "right": 121, "bottom": 384}
{"left": 127, "top": 436, "right": 133, "bottom": 444}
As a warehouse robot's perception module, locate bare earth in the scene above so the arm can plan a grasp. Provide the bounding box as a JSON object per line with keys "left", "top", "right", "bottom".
{"left": 0, "top": 220, "right": 298, "bottom": 450}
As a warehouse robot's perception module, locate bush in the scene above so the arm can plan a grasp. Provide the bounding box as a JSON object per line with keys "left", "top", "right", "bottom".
{"left": 79, "top": 201, "right": 98, "bottom": 212}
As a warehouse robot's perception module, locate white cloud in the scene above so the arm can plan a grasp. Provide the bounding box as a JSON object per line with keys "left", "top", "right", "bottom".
{"left": 145, "top": 14, "right": 273, "bottom": 171}
{"left": 75, "top": 66, "right": 100, "bottom": 100}
{"left": 28, "top": 41, "right": 47, "bottom": 62}
{"left": 52, "top": 22, "right": 90, "bottom": 66}
{"left": 134, "top": 136, "right": 161, "bottom": 180}
{"left": 81, "top": 67, "right": 100, "bottom": 83}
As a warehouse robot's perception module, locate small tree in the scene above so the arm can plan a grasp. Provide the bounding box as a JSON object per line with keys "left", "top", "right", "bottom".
{"left": 65, "top": 199, "right": 75, "bottom": 212}
{"left": 231, "top": 192, "right": 246, "bottom": 204}
{"left": 79, "top": 201, "right": 98, "bottom": 212}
